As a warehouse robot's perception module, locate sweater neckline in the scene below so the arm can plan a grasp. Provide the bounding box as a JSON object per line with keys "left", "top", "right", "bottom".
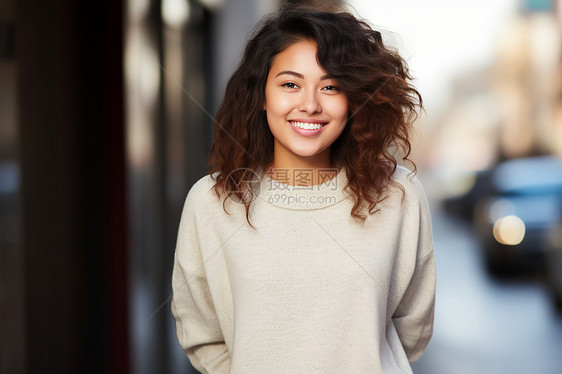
{"left": 255, "top": 166, "right": 350, "bottom": 211}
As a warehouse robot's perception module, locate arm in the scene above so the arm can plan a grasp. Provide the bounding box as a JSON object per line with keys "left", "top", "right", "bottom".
{"left": 392, "top": 174, "right": 436, "bottom": 362}
{"left": 171, "top": 191, "right": 230, "bottom": 374}
{"left": 392, "top": 250, "right": 436, "bottom": 362}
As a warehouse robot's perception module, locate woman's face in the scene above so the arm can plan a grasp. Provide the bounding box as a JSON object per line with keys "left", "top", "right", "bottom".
{"left": 264, "top": 39, "right": 349, "bottom": 169}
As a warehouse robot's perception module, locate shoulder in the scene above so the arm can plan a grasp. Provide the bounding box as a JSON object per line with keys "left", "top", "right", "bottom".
{"left": 182, "top": 172, "right": 222, "bottom": 214}
{"left": 187, "top": 172, "right": 219, "bottom": 196}
{"left": 390, "top": 165, "right": 427, "bottom": 201}
{"left": 390, "top": 166, "right": 434, "bottom": 258}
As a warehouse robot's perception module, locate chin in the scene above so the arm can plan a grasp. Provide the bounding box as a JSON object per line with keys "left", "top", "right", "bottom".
{"left": 291, "top": 148, "right": 323, "bottom": 159}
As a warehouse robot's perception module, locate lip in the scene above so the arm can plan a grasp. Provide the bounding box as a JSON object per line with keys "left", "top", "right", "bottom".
{"left": 288, "top": 119, "right": 329, "bottom": 137}
{"left": 290, "top": 118, "right": 329, "bottom": 125}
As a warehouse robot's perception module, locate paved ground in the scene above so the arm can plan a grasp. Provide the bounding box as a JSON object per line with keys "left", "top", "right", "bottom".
{"left": 412, "top": 205, "right": 562, "bottom": 374}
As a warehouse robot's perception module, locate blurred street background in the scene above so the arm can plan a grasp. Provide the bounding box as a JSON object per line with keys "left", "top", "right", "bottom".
{"left": 1, "top": 0, "right": 561, "bottom": 373}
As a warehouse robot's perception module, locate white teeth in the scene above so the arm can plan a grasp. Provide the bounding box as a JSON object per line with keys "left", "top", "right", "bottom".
{"left": 290, "top": 121, "right": 325, "bottom": 130}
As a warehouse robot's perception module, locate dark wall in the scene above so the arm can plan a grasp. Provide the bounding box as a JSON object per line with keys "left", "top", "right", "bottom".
{"left": 17, "top": 1, "right": 129, "bottom": 372}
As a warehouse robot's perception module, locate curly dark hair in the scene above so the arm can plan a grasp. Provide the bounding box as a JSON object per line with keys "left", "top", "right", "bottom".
{"left": 208, "top": 5, "right": 422, "bottom": 229}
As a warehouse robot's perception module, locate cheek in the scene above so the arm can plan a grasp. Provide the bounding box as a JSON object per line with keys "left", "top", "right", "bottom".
{"left": 266, "top": 96, "right": 293, "bottom": 118}
{"left": 265, "top": 110, "right": 283, "bottom": 135}
{"left": 330, "top": 98, "right": 349, "bottom": 123}
{"left": 320, "top": 97, "right": 348, "bottom": 135}
{"left": 265, "top": 84, "right": 295, "bottom": 114}
{"left": 340, "top": 96, "right": 350, "bottom": 114}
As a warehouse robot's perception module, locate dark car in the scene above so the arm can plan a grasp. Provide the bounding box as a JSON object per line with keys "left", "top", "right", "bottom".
{"left": 546, "top": 219, "right": 562, "bottom": 312}
{"left": 442, "top": 169, "right": 494, "bottom": 222}
{"left": 472, "top": 156, "right": 562, "bottom": 274}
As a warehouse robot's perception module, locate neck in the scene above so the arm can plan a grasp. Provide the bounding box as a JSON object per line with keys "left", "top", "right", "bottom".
{"left": 265, "top": 158, "right": 339, "bottom": 187}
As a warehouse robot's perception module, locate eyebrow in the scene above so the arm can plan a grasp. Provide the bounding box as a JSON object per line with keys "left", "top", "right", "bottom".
{"left": 275, "top": 70, "right": 333, "bottom": 80}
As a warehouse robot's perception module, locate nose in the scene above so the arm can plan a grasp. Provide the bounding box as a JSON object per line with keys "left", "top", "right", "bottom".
{"left": 298, "top": 88, "right": 321, "bottom": 114}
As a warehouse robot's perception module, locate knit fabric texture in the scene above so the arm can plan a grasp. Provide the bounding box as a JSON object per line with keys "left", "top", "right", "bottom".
{"left": 171, "top": 166, "right": 436, "bottom": 374}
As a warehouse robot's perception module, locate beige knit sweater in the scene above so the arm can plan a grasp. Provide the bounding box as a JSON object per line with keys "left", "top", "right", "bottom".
{"left": 171, "top": 166, "right": 435, "bottom": 374}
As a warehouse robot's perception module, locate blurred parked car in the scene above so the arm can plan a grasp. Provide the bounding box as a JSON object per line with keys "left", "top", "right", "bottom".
{"left": 546, "top": 221, "right": 562, "bottom": 312}
{"left": 442, "top": 170, "right": 493, "bottom": 222}
{"left": 472, "top": 156, "right": 562, "bottom": 275}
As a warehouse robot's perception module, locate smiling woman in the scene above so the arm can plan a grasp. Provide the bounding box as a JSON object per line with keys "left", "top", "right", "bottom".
{"left": 170, "top": 3, "right": 435, "bottom": 374}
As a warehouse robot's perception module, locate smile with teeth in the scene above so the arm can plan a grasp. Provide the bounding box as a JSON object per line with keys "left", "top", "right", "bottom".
{"left": 289, "top": 121, "right": 327, "bottom": 130}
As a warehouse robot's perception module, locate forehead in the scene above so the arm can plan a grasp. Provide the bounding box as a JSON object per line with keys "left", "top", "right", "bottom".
{"left": 268, "top": 39, "right": 324, "bottom": 75}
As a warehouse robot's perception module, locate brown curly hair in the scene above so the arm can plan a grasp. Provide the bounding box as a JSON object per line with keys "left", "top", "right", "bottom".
{"left": 208, "top": 5, "right": 422, "bottom": 229}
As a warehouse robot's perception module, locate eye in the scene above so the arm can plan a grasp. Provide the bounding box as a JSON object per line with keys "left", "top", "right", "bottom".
{"left": 322, "top": 85, "right": 340, "bottom": 92}
{"left": 281, "top": 82, "right": 299, "bottom": 89}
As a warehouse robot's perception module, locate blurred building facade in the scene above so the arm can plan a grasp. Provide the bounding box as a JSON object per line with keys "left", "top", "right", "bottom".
{"left": 491, "top": 2, "right": 561, "bottom": 159}
{"left": 423, "top": 0, "right": 562, "bottom": 199}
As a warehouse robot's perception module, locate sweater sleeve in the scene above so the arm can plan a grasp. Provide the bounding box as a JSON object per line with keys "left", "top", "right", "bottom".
{"left": 392, "top": 175, "right": 436, "bottom": 363}
{"left": 170, "top": 189, "right": 231, "bottom": 374}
